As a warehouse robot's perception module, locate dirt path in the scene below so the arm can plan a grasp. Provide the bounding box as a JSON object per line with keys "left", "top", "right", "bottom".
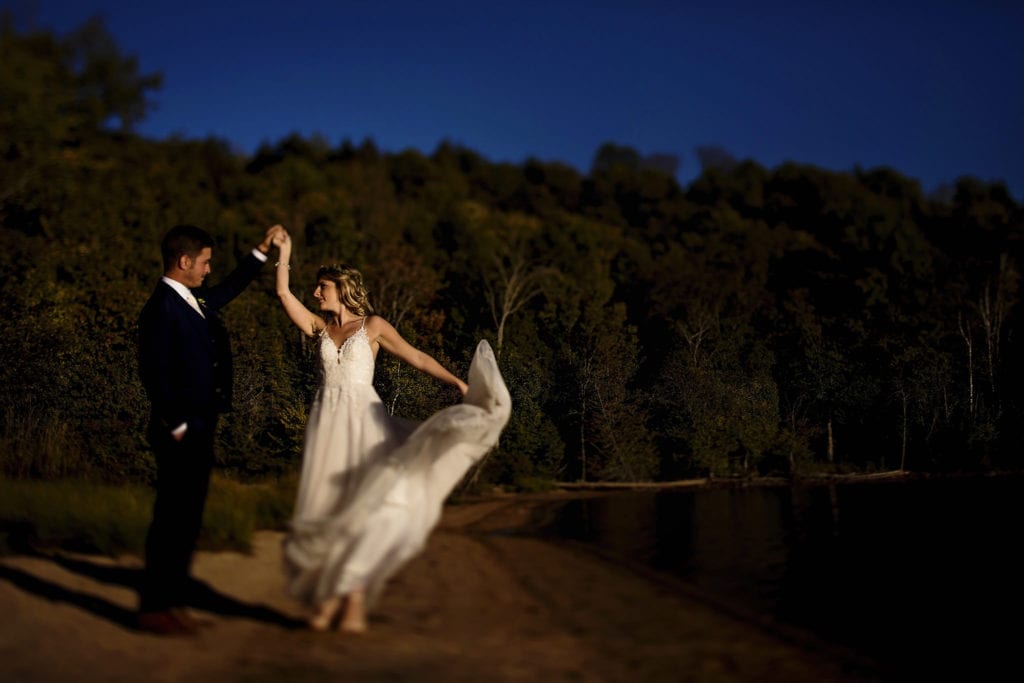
{"left": 0, "top": 494, "right": 884, "bottom": 682}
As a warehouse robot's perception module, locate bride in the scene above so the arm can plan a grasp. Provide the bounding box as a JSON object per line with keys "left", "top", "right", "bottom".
{"left": 271, "top": 228, "right": 510, "bottom": 633}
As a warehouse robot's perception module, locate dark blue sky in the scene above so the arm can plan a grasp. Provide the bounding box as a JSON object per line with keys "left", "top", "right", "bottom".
{"left": 11, "top": 0, "right": 1024, "bottom": 198}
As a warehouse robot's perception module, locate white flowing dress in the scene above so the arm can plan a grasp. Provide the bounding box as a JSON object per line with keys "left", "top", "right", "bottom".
{"left": 283, "top": 320, "right": 511, "bottom": 607}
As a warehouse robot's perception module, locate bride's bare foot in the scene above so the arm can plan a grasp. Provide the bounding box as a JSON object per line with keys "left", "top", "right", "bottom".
{"left": 338, "top": 590, "right": 367, "bottom": 634}
{"left": 308, "top": 596, "right": 342, "bottom": 632}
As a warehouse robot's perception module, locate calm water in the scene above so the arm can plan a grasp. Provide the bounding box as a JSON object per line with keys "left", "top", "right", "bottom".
{"left": 537, "top": 476, "right": 1024, "bottom": 676}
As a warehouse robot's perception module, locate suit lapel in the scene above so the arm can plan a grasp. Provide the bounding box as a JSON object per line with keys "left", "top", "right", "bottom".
{"left": 185, "top": 298, "right": 210, "bottom": 341}
{"left": 159, "top": 281, "right": 210, "bottom": 338}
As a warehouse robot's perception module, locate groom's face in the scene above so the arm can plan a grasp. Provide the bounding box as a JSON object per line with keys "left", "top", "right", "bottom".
{"left": 182, "top": 247, "right": 213, "bottom": 288}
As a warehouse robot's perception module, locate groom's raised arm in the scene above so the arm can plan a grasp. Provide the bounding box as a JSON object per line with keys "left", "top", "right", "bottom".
{"left": 199, "top": 225, "right": 282, "bottom": 309}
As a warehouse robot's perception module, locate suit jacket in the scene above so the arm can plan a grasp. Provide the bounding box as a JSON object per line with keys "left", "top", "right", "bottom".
{"left": 138, "top": 251, "right": 265, "bottom": 437}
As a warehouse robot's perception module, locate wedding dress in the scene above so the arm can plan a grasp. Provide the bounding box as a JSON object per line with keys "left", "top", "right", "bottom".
{"left": 282, "top": 320, "right": 511, "bottom": 608}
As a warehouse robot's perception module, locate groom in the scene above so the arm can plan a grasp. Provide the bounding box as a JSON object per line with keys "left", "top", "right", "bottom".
{"left": 136, "top": 223, "right": 284, "bottom": 635}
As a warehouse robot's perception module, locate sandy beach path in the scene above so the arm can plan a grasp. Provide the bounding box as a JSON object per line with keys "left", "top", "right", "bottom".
{"left": 0, "top": 494, "right": 882, "bottom": 682}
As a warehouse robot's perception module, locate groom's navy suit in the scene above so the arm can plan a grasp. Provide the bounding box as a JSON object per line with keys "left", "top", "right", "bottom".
{"left": 137, "top": 251, "right": 266, "bottom": 613}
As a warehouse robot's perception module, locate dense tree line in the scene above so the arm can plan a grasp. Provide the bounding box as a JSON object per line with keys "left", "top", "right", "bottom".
{"left": 2, "top": 16, "right": 1021, "bottom": 486}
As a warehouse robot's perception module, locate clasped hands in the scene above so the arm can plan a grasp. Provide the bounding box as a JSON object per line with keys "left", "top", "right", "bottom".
{"left": 258, "top": 224, "right": 290, "bottom": 254}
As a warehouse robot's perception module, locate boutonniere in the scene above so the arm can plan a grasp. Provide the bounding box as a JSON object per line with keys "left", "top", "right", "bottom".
{"left": 196, "top": 297, "right": 206, "bottom": 308}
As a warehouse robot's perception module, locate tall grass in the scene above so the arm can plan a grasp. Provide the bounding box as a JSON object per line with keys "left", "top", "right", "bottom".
{"left": 0, "top": 478, "right": 152, "bottom": 555}
{"left": 0, "top": 474, "right": 297, "bottom": 556}
{"left": 198, "top": 475, "right": 297, "bottom": 551}
{"left": 0, "top": 404, "right": 88, "bottom": 479}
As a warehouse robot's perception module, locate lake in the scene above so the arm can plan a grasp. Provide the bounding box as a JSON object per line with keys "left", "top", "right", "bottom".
{"left": 535, "top": 475, "right": 1024, "bottom": 678}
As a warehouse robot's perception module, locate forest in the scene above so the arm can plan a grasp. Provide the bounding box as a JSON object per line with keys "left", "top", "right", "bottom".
{"left": 2, "top": 15, "right": 1022, "bottom": 489}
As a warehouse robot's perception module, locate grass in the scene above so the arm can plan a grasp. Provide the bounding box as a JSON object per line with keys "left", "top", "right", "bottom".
{"left": 198, "top": 475, "right": 297, "bottom": 552}
{"left": 0, "top": 405, "right": 84, "bottom": 479}
{"left": 0, "top": 473, "right": 297, "bottom": 557}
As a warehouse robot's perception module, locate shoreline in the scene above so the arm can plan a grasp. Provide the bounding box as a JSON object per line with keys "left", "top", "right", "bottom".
{"left": 548, "top": 467, "right": 1021, "bottom": 492}
{"left": 0, "top": 492, "right": 886, "bottom": 682}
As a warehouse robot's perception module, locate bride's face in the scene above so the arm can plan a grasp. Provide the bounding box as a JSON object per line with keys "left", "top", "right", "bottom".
{"left": 313, "top": 279, "right": 340, "bottom": 310}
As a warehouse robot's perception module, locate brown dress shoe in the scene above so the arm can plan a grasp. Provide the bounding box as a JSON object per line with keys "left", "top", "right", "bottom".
{"left": 137, "top": 610, "right": 198, "bottom": 636}
{"left": 170, "top": 608, "right": 214, "bottom": 630}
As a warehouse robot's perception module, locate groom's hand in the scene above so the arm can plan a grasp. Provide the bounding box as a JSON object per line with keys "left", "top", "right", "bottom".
{"left": 257, "top": 224, "right": 285, "bottom": 254}
{"left": 272, "top": 228, "right": 291, "bottom": 249}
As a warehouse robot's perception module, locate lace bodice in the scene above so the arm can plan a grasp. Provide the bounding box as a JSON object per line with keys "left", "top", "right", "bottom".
{"left": 319, "top": 323, "right": 374, "bottom": 391}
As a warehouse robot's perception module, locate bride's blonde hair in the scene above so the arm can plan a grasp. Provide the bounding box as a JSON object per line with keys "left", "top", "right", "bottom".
{"left": 317, "top": 264, "right": 374, "bottom": 317}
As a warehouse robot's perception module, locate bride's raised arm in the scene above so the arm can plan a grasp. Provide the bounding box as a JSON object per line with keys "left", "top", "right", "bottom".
{"left": 367, "top": 316, "right": 468, "bottom": 395}
{"left": 273, "top": 229, "right": 324, "bottom": 337}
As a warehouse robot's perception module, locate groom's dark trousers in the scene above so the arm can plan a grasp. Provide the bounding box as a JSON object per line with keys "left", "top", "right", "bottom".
{"left": 137, "top": 252, "right": 265, "bottom": 613}
{"left": 140, "top": 415, "right": 217, "bottom": 611}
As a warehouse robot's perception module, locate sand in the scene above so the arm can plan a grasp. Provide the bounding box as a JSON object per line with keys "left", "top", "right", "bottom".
{"left": 0, "top": 492, "right": 884, "bottom": 682}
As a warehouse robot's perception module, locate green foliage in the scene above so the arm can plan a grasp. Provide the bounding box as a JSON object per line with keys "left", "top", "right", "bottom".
{"left": 511, "top": 475, "right": 558, "bottom": 493}
{"left": 1, "top": 16, "right": 1023, "bottom": 491}
{"left": 0, "top": 474, "right": 296, "bottom": 556}
{"left": 0, "top": 403, "right": 82, "bottom": 479}
{"left": 0, "top": 477, "right": 153, "bottom": 555}
{"left": 198, "top": 475, "right": 297, "bottom": 551}
{"left": 481, "top": 341, "right": 566, "bottom": 484}
{"left": 655, "top": 335, "right": 780, "bottom": 478}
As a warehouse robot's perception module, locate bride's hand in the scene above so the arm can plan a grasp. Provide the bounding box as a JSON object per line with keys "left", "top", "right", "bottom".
{"left": 258, "top": 224, "right": 284, "bottom": 254}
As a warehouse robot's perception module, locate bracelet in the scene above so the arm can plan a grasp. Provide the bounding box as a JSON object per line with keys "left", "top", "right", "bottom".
{"left": 275, "top": 262, "right": 291, "bottom": 270}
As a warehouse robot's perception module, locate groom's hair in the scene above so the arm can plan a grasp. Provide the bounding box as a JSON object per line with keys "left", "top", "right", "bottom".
{"left": 161, "top": 224, "right": 215, "bottom": 272}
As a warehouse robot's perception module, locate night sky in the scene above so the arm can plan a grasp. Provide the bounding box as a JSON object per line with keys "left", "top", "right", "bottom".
{"left": 11, "top": 0, "right": 1024, "bottom": 198}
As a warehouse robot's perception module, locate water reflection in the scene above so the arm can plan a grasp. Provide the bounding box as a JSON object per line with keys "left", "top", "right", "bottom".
{"left": 540, "top": 476, "right": 1024, "bottom": 675}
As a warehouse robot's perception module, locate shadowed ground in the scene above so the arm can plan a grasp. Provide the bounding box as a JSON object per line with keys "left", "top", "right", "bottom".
{"left": 0, "top": 493, "right": 884, "bottom": 682}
